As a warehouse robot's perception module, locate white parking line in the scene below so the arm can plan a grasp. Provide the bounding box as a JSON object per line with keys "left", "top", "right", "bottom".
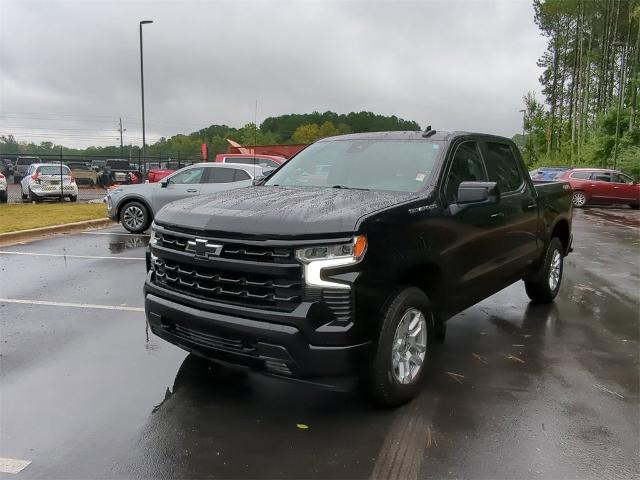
{"left": 0, "top": 457, "right": 32, "bottom": 474}
{"left": 0, "top": 251, "right": 144, "bottom": 260}
{"left": 0, "top": 298, "right": 145, "bottom": 312}
{"left": 81, "top": 231, "right": 150, "bottom": 237}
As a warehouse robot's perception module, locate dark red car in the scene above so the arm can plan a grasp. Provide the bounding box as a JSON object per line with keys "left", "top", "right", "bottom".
{"left": 559, "top": 168, "right": 639, "bottom": 209}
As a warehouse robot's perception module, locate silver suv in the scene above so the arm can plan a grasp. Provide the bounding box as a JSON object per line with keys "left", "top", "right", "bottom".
{"left": 106, "top": 162, "right": 270, "bottom": 233}
{"left": 14, "top": 156, "right": 41, "bottom": 183}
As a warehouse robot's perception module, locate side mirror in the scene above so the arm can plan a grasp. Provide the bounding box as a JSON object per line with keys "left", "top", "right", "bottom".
{"left": 160, "top": 180, "right": 169, "bottom": 188}
{"left": 252, "top": 175, "right": 265, "bottom": 186}
{"left": 456, "top": 181, "right": 499, "bottom": 204}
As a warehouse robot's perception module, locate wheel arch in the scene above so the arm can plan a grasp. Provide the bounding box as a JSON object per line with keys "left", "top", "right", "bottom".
{"left": 395, "top": 262, "right": 446, "bottom": 315}
{"left": 550, "top": 218, "right": 570, "bottom": 255}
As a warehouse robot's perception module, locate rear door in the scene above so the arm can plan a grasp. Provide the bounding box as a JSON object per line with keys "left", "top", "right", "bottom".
{"left": 481, "top": 139, "right": 539, "bottom": 281}
{"left": 151, "top": 166, "right": 204, "bottom": 212}
{"left": 587, "top": 171, "right": 616, "bottom": 201}
{"left": 199, "top": 167, "right": 253, "bottom": 194}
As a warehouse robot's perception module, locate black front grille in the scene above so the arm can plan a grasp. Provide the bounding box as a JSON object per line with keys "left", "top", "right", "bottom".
{"left": 153, "top": 257, "right": 302, "bottom": 311}
{"left": 156, "top": 231, "right": 294, "bottom": 264}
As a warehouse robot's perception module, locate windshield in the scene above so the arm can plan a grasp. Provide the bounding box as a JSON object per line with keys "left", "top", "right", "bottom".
{"left": 264, "top": 139, "right": 442, "bottom": 192}
{"left": 38, "top": 165, "right": 71, "bottom": 175}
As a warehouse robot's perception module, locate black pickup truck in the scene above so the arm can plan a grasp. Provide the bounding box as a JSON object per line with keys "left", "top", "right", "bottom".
{"left": 144, "top": 130, "right": 573, "bottom": 406}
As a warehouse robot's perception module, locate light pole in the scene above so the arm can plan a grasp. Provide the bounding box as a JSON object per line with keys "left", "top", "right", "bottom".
{"left": 139, "top": 20, "right": 153, "bottom": 170}
{"left": 613, "top": 41, "right": 626, "bottom": 170}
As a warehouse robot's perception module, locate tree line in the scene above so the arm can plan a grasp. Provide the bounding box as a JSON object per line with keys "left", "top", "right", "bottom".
{"left": 0, "top": 111, "right": 420, "bottom": 159}
{"left": 520, "top": 0, "right": 640, "bottom": 175}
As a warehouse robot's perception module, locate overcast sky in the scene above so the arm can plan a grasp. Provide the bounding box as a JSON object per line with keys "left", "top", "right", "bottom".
{"left": 0, "top": 0, "right": 546, "bottom": 148}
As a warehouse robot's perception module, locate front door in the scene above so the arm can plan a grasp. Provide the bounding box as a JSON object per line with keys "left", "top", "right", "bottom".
{"left": 481, "top": 140, "right": 539, "bottom": 282}
{"left": 152, "top": 166, "right": 204, "bottom": 212}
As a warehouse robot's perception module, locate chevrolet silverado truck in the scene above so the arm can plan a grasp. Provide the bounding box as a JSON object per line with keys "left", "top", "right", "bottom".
{"left": 144, "top": 130, "right": 573, "bottom": 406}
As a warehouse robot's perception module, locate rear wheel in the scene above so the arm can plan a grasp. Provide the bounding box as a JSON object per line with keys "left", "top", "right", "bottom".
{"left": 0, "top": 190, "right": 6, "bottom": 203}
{"left": 572, "top": 191, "right": 587, "bottom": 208}
{"left": 120, "top": 201, "right": 150, "bottom": 233}
{"left": 365, "top": 287, "right": 432, "bottom": 407}
{"left": 630, "top": 204, "right": 639, "bottom": 210}
{"left": 524, "top": 237, "right": 564, "bottom": 304}
{"left": 69, "top": 195, "right": 78, "bottom": 202}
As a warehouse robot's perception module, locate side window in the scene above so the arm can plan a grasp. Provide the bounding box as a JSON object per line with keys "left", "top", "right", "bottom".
{"left": 234, "top": 169, "right": 251, "bottom": 181}
{"left": 167, "top": 167, "right": 204, "bottom": 185}
{"left": 207, "top": 167, "right": 237, "bottom": 183}
{"left": 592, "top": 172, "right": 611, "bottom": 182}
{"left": 484, "top": 142, "right": 523, "bottom": 193}
{"left": 570, "top": 171, "right": 592, "bottom": 180}
{"left": 612, "top": 173, "right": 633, "bottom": 184}
{"left": 444, "top": 142, "right": 487, "bottom": 203}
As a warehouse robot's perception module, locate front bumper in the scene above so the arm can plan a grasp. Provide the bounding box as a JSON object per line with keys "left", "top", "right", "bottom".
{"left": 144, "top": 278, "right": 371, "bottom": 379}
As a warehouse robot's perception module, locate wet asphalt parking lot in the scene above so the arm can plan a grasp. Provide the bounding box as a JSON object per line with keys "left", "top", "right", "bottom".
{"left": 1, "top": 208, "right": 638, "bottom": 479}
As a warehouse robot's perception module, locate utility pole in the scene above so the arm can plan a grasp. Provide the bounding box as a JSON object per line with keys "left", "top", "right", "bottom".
{"left": 139, "top": 20, "right": 153, "bottom": 171}
{"left": 118, "top": 117, "right": 126, "bottom": 156}
{"left": 612, "top": 41, "right": 626, "bottom": 170}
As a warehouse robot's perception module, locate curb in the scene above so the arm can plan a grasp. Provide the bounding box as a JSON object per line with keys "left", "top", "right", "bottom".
{"left": 0, "top": 218, "right": 116, "bottom": 247}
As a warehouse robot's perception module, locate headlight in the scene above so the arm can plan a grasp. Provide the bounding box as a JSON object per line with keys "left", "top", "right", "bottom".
{"left": 149, "top": 229, "right": 159, "bottom": 246}
{"left": 296, "top": 236, "right": 367, "bottom": 290}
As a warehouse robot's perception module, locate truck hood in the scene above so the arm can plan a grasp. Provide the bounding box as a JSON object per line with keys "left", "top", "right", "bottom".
{"left": 154, "top": 186, "right": 415, "bottom": 238}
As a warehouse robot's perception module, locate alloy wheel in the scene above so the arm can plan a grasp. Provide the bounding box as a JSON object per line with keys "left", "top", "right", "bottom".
{"left": 123, "top": 205, "right": 144, "bottom": 230}
{"left": 391, "top": 308, "right": 427, "bottom": 384}
{"left": 572, "top": 192, "right": 586, "bottom": 207}
{"left": 548, "top": 249, "right": 562, "bottom": 291}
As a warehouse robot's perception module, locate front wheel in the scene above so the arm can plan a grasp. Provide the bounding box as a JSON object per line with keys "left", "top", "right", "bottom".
{"left": 365, "top": 287, "right": 432, "bottom": 407}
{"left": 69, "top": 195, "right": 77, "bottom": 202}
{"left": 524, "top": 237, "right": 564, "bottom": 304}
{"left": 572, "top": 191, "right": 587, "bottom": 208}
{"left": 120, "top": 201, "right": 150, "bottom": 233}
{"left": 0, "top": 191, "right": 6, "bottom": 203}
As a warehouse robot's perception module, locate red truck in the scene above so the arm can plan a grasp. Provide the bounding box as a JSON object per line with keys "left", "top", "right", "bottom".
{"left": 559, "top": 168, "right": 639, "bottom": 209}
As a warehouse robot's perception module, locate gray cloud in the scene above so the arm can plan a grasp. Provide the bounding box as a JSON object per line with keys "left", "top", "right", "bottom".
{"left": 0, "top": 0, "right": 545, "bottom": 148}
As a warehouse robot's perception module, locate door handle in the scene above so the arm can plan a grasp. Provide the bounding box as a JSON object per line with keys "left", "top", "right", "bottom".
{"left": 490, "top": 212, "right": 504, "bottom": 219}
{"left": 186, "top": 189, "right": 197, "bottom": 193}
{"left": 526, "top": 203, "right": 537, "bottom": 210}
{"left": 613, "top": 186, "right": 620, "bottom": 189}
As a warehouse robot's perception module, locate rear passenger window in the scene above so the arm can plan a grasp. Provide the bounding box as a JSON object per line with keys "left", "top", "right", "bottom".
{"left": 593, "top": 173, "right": 612, "bottom": 182}
{"left": 444, "top": 142, "right": 487, "bottom": 203}
{"left": 208, "top": 168, "right": 237, "bottom": 183}
{"left": 570, "top": 171, "right": 592, "bottom": 180}
{"left": 484, "top": 142, "right": 523, "bottom": 193}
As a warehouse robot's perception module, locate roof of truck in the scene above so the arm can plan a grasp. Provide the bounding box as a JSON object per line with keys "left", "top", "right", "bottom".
{"left": 318, "top": 130, "right": 511, "bottom": 142}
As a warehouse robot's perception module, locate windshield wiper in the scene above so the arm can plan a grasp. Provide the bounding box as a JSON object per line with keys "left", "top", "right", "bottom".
{"left": 330, "top": 185, "right": 370, "bottom": 191}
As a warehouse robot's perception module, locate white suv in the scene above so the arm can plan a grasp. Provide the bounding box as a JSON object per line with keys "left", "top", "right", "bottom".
{"left": 20, "top": 163, "right": 79, "bottom": 202}
{"left": 0, "top": 172, "right": 7, "bottom": 203}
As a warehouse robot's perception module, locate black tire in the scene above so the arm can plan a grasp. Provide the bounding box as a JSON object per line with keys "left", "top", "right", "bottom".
{"left": 365, "top": 287, "right": 433, "bottom": 407}
{"left": 28, "top": 188, "right": 40, "bottom": 203}
{"left": 630, "top": 204, "right": 639, "bottom": 210}
{"left": 0, "top": 191, "right": 6, "bottom": 204}
{"left": 21, "top": 187, "right": 27, "bottom": 201}
{"left": 524, "top": 237, "right": 564, "bottom": 304}
{"left": 120, "top": 200, "right": 151, "bottom": 233}
{"left": 69, "top": 195, "right": 78, "bottom": 202}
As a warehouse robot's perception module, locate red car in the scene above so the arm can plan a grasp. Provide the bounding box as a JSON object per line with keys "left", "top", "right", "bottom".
{"left": 559, "top": 168, "right": 639, "bottom": 209}
{"left": 214, "top": 153, "right": 286, "bottom": 170}
{"left": 146, "top": 162, "right": 188, "bottom": 183}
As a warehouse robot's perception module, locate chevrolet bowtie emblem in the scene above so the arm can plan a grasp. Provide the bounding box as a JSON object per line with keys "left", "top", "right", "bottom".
{"left": 186, "top": 239, "right": 223, "bottom": 258}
